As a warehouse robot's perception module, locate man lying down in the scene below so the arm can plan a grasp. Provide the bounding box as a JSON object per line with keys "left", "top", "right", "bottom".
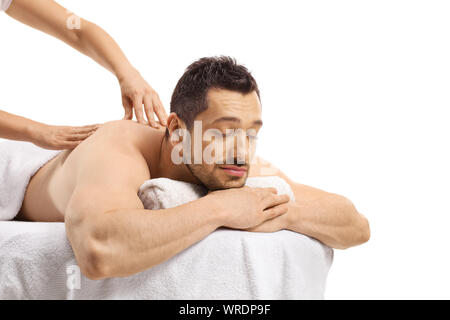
{"left": 16, "top": 56, "right": 370, "bottom": 280}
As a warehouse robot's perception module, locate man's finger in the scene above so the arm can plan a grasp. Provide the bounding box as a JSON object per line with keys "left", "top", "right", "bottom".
{"left": 261, "top": 187, "right": 278, "bottom": 195}
{"left": 143, "top": 95, "right": 158, "bottom": 127}
{"left": 262, "top": 202, "right": 289, "bottom": 221}
{"left": 261, "top": 193, "right": 290, "bottom": 210}
{"left": 256, "top": 187, "right": 278, "bottom": 200}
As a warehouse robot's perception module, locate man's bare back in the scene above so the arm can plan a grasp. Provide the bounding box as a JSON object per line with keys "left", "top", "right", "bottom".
{"left": 17, "top": 120, "right": 166, "bottom": 222}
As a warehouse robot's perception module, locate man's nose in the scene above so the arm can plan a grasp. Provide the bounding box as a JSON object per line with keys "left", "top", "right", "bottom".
{"left": 225, "top": 131, "right": 249, "bottom": 165}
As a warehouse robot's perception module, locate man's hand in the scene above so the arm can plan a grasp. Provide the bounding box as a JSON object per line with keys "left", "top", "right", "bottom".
{"left": 28, "top": 122, "right": 99, "bottom": 150}
{"left": 207, "top": 186, "right": 290, "bottom": 230}
{"left": 244, "top": 200, "right": 294, "bottom": 233}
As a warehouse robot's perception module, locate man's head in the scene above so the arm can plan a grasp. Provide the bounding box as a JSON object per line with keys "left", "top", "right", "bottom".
{"left": 165, "top": 56, "right": 263, "bottom": 191}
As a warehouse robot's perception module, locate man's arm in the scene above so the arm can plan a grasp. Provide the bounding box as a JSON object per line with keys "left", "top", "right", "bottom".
{"left": 66, "top": 185, "right": 225, "bottom": 280}
{"left": 248, "top": 156, "right": 370, "bottom": 249}
{"left": 64, "top": 143, "right": 225, "bottom": 280}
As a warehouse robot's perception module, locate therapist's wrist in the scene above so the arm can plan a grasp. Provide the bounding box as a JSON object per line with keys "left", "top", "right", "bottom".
{"left": 25, "top": 122, "right": 40, "bottom": 143}
{"left": 115, "top": 63, "right": 138, "bottom": 83}
{"left": 25, "top": 122, "right": 47, "bottom": 144}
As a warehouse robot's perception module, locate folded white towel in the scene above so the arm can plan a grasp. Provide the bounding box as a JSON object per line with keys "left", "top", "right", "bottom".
{"left": 138, "top": 175, "right": 296, "bottom": 209}
{"left": 0, "top": 140, "right": 61, "bottom": 220}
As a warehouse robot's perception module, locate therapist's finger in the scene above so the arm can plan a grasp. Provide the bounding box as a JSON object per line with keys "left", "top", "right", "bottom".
{"left": 65, "top": 132, "right": 93, "bottom": 141}
{"left": 153, "top": 95, "right": 168, "bottom": 126}
{"left": 72, "top": 124, "right": 100, "bottom": 134}
{"left": 143, "top": 95, "right": 158, "bottom": 128}
{"left": 61, "top": 141, "right": 82, "bottom": 150}
{"left": 122, "top": 97, "right": 133, "bottom": 120}
{"left": 132, "top": 95, "right": 145, "bottom": 124}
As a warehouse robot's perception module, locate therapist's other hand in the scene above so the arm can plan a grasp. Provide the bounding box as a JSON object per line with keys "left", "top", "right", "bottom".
{"left": 119, "top": 68, "right": 168, "bottom": 128}
{"left": 29, "top": 123, "right": 99, "bottom": 150}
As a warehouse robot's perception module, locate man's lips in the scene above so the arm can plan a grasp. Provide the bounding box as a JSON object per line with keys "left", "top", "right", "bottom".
{"left": 219, "top": 165, "right": 247, "bottom": 177}
{"left": 219, "top": 165, "right": 247, "bottom": 172}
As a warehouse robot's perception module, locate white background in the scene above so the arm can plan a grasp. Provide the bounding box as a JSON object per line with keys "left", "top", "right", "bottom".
{"left": 1, "top": 0, "right": 449, "bottom": 299}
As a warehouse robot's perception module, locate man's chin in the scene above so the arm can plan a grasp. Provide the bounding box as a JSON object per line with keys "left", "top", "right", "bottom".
{"left": 209, "top": 176, "right": 247, "bottom": 191}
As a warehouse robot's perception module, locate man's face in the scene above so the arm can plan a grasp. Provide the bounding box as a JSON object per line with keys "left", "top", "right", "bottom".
{"left": 184, "top": 88, "right": 263, "bottom": 190}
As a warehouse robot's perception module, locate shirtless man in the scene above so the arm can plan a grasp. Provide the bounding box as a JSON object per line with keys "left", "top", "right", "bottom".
{"left": 16, "top": 56, "right": 370, "bottom": 280}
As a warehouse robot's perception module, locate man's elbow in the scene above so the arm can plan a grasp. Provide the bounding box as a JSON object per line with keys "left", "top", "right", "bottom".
{"left": 358, "top": 215, "right": 371, "bottom": 244}
{"left": 339, "top": 197, "right": 371, "bottom": 249}
{"left": 77, "top": 238, "right": 112, "bottom": 280}
{"left": 66, "top": 216, "right": 113, "bottom": 280}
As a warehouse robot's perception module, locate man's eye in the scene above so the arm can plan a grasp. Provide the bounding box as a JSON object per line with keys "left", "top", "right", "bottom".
{"left": 220, "top": 131, "right": 257, "bottom": 140}
{"left": 222, "top": 132, "right": 236, "bottom": 137}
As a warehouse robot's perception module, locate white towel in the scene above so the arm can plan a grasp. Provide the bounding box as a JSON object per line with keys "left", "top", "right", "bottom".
{"left": 0, "top": 220, "right": 333, "bottom": 299}
{"left": 0, "top": 140, "right": 61, "bottom": 220}
{"left": 0, "top": 0, "right": 13, "bottom": 12}
{"left": 138, "top": 176, "right": 296, "bottom": 209}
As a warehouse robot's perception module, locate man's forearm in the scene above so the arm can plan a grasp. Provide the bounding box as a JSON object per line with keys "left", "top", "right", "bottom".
{"left": 286, "top": 193, "right": 370, "bottom": 249}
{"left": 69, "top": 195, "right": 225, "bottom": 280}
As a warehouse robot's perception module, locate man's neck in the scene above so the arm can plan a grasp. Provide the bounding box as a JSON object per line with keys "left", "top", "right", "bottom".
{"left": 147, "top": 130, "right": 203, "bottom": 186}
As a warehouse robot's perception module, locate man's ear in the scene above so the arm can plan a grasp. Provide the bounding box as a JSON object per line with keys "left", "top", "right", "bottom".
{"left": 166, "top": 113, "right": 186, "bottom": 146}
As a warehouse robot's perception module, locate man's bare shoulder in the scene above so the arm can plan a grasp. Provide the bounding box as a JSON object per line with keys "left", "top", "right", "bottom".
{"left": 91, "top": 120, "right": 163, "bottom": 149}
{"left": 94, "top": 120, "right": 145, "bottom": 142}
{"left": 68, "top": 120, "right": 155, "bottom": 189}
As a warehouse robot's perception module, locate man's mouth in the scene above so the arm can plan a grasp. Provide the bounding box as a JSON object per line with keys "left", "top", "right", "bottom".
{"left": 219, "top": 165, "right": 247, "bottom": 177}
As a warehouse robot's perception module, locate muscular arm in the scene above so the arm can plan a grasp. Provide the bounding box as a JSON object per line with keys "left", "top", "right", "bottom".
{"left": 248, "top": 156, "right": 370, "bottom": 249}
{"left": 65, "top": 141, "right": 224, "bottom": 280}
{"left": 6, "top": 0, "right": 133, "bottom": 79}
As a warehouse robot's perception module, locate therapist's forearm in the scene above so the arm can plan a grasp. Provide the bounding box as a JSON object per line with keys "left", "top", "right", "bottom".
{"left": 6, "top": 0, "right": 135, "bottom": 81}
{"left": 0, "top": 110, "right": 38, "bottom": 142}
{"left": 73, "top": 19, "right": 135, "bottom": 81}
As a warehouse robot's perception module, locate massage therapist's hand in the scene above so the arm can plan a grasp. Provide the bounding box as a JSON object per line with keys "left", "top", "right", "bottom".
{"left": 28, "top": 123, "right": 99, "bottom": 150}
{"left": 118, "top": 67, "right": 168, "bottom": 128}
{"left": 207, "top": 186, "right": 290, "bottom": 230}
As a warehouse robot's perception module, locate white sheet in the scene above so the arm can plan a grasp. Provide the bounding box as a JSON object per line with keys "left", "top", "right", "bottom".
{"left": 0, "top": 221, "right": 333, "bottom": 299}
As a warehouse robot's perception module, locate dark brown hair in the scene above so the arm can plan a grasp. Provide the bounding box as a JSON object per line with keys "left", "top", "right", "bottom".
{"left": 165, "top": 56, "right": 260, "bottom": 138}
